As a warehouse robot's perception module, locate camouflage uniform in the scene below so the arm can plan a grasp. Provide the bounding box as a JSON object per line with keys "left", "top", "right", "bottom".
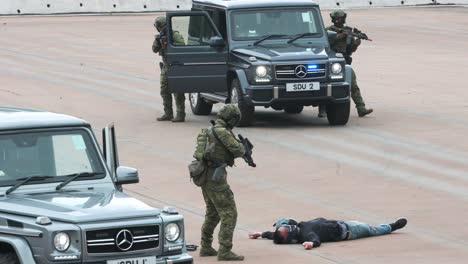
{"left": 326, "top": 10, "right": 373, "bottom": 117}
{"left": 152, "top": 17, "right": 186, "bottom": 122}
{"left": 198, "top": 105, "right": 246, "bottom": 261}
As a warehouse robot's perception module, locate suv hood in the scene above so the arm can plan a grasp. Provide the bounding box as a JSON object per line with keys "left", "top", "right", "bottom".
{"left": 0, "top": 188, "right": 161, "bottom": 223}
{"left": 232, "top": 43, "right": 329, "bottom": 62}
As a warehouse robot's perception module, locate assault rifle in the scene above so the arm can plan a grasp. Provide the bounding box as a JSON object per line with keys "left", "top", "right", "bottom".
{"left": 342, "top": 27, "right": 373, "bottom": 42}
{"left": 238, "top": 134, "right": 256, "bottom": 167}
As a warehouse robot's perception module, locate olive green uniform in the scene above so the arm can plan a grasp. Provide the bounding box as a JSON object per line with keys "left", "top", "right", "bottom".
{"left": 200, "top": 119, "right": 245, "bottom": 259}
{"left": 327, "top": 25, "right": 368, "bottom": 114}
{"left": 152, "top": 31, "right": 186, "bottom": 119}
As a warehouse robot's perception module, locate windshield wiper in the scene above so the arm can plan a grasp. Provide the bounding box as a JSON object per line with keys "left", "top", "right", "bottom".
{"left": 55, "top": 172, "right": 104, "bottom": 191}
{"left": 253, "top": 34, "right": 287, "bottom": 46}
{"left": 287, "top": 32, "right": 321, "bottom": 44}
{"left": 6, "top": 175, "right": 55, "bottom": 195}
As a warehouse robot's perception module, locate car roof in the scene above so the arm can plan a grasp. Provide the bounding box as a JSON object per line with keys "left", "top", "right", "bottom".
{"left": 193, "top": 0, "right": 318, "bottom": 9}
{"left": 0, "top": 107, "right": 90, "bottom": 131}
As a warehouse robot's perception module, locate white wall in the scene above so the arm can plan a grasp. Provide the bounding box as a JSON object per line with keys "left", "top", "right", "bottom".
{"left": 0, "top": 0, "right": 466, "bottom": 15}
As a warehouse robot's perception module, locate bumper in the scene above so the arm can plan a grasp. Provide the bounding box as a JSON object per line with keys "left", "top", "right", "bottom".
{"left": 244, "top": 82, "right": 350, "bottom": 107}
{"left": 33, "top": 253, "right": 194, "bottom": 264}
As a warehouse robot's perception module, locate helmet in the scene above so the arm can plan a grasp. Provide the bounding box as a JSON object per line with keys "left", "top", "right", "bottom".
{"left": 154, "top": 16, "right": 166, "bottom": 31}
{"left": 217, "top": 104, "right": 241, "bottom": 128}
{"left": 330, "top": 10, "right": 347, "bottom": 19}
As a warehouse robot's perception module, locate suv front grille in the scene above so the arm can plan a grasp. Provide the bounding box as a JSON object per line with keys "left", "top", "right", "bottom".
{"left": 275, "top": 64, "right": 326, "bottom": 80}
{"left": 86, "top": 225, "right": 159, "bottom": 254}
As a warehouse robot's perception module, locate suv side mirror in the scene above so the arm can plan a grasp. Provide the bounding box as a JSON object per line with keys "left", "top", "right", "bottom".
{"left": 115, "top": 166, "right": 139, "bottom": 185}
{"left": 209, "top": 36, "right": 225, "bottom": 47}
{"left": 327, "top": 30, "right": 337, "bottom": 43}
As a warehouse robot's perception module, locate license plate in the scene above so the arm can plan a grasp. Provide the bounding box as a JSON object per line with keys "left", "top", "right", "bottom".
{"left": 107, "top": 256, "right": 156, "bottom": 264}
{"left": 286, "top": 82, "right": 320, "bottom": 92}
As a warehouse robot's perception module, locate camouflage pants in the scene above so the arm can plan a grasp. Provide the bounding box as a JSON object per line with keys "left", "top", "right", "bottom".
{"left": 160, "top": 65, "right": 185, "bottom": 116}
{"left": 200, "top": 186, "right": 237, "bottom": 253}
{"left": 351, "top": 68, "right": 367, "bottom": 111}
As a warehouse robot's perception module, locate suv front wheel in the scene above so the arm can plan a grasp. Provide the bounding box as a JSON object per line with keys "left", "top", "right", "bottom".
{"left": 230, "top": 78, "right": 255, "bottom": 127}
{"left": 0, "top": 251, "right": 20, "bottom": 264}
{"left": 190, "top": 93, "right": 213, "bottom": 115}
{"left": 326, "top": 101, "right": 350, "bottom": 125}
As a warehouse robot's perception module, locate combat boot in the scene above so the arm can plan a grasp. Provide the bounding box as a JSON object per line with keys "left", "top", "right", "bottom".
{"left": 156, "top": 112, "right": 173, "bottom": 121}
{"left": 389, "top": 217, "right": 407, "bottom": 232}
{"left": 171, "top": 112, "right": 185, "bottom": 122}
{"left": 217, "top": 251, "right": 244, "bottom": 261}
{"left": 358, "top": 108, "right": 373, "bottom": 117}
{"left": 199, "top": 247, "right": 218, "bottom": 257}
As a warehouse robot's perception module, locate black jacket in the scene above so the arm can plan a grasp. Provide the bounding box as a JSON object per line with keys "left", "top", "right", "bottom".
{"left": 261, "top": 218, "right": 344, "bottom": 248}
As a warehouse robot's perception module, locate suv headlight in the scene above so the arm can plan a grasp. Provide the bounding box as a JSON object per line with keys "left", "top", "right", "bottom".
{"left": 54, "top": 232, "right": 71, "bottom": 252}
{"left": 331, "top": 63, "right": 342, "bottom": 75}
{"left": 165, "top": 223, "right": 180, "bottom": 242}
{"left": 256, "top": 66, "right": 267, "bottom": 77}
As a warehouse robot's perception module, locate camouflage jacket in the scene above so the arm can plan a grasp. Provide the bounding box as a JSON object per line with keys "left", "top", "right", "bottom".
{"left": 326, "top": 25, "right": 361, "bottom": 57}
{"left": 205, "top": 119, "right": 246, "bottom": 166}
{"left": 152, "top": 30, "right": 185, "bottom": 63}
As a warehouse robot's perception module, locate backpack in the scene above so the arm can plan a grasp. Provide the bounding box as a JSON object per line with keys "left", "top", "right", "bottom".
{"left": 188, "top": 128, "right": 209, "bottom": 187}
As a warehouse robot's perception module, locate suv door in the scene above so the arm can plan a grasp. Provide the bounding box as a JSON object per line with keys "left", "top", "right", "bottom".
{"left": 102, "top": 123, "right": 119, "bottom": 181}
{"left": 166, "top": 11, "right": 228, "bottom": 93}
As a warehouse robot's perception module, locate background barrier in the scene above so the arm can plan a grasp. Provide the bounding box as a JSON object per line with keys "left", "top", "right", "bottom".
{"left": 0, "top": 0, "right": 466, "bottom": 15}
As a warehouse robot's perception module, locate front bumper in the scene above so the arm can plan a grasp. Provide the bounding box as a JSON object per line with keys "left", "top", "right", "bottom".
{"left": 244, "top": 82, "right": 350, "bottom": 107}
{"left": 34, "top": 253, "right": 193, "bottom": 264}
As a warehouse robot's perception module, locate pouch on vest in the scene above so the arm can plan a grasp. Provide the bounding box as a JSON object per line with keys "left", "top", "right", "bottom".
{"left": 188, "top": 160, "right": 207, "bottom": 187}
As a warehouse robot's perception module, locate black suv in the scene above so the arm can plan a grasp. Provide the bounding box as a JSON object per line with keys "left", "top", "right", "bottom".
{"left": 166, "top": 0, "right": 352, "bottom": 126}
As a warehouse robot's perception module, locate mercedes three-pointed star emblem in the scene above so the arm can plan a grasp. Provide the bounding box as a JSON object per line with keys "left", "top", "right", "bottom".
{"left": 294, "top": 65, "right": 308, "bottom": 78}
{"left": 115, "top": 229, "right": 134, "bottom": 251}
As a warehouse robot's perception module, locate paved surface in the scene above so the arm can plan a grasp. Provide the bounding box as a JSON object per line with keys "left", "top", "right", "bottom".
{"left": 1, "top": 6, "right": 468, "bottom": 264}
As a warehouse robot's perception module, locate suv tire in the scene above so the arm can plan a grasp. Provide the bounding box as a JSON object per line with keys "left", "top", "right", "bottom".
{"left": 230, "top": 78, "right": 255, "bottom": 127}
{"left": 284, "top": 105, "right": 304, "bottom": 114}
{"left": 0, "top": 252, "right": 20, "bottom": 264}
{"left": 190, "top": 93, "right": 213, "bottom": 115}
{"left": 326, "top": 101, "right": 350, "bottom": 125}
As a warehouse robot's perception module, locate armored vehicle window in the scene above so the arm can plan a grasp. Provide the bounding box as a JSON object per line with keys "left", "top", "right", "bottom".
{"left": 0, "top": 129, "right": 105, "bottom": 187}
{"left": 176, "top": 14, "right": 218, "bottom": 46}
{"left": 231, "top": 8, "right": 322, "bottom": 41}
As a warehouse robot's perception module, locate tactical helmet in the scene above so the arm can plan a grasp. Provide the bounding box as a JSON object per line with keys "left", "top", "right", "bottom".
{"left": 330, "top": 10, "right": 347, "bottom": 19}
{"left": 154, "top": 16, "right": 166, "bottom": 31}
{"left": 217, "top": 104, "right": 241, "bottom": 128}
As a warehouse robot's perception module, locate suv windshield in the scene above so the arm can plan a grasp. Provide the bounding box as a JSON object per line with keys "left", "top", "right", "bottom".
{"left": 231, "top": 8, "right": 322, "bottom": 41}
{"left": 0, "top": 129, "right": 105, "bottom": 187}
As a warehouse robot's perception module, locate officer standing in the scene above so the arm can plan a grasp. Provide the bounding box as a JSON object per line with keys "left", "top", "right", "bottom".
{"left": 323, "top": 10, "right": 373, "bottom": 118}
{"left": 198, "top": 104, "right": 246, "bottom": 261}
{"left": 152, "top": 17, "right": 186, "bottom": 122}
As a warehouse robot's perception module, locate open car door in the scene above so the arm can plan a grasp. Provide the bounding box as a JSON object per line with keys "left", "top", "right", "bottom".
{"left": 166, "top": 11, "right": 228, "bottom": 93}
{"left": 102, "top": 123, "right": 119, "bottom": 182}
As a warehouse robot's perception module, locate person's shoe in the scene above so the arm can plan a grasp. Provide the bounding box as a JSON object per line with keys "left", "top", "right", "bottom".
{"left": 199, "top": 247, "right": 218, "bottom": 257}
{"left": 218, "top": 251, "right": 245, "bottom": 261}
{"left": 389, "top": 217, "right": 407, "bottom": 232}
{"left": 156, "top": 113, "right": 173, "bottom": 121}
{"left": 358, "top": 108, "right": 373, "bottom": 117}
{"left": 171, "top": 113, "right": 185, "bottom": 122}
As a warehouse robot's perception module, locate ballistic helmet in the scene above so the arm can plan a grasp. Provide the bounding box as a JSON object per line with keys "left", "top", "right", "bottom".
{"left": 154, "top": 16, "right": 166, "bottom": 31}
{"left": 217, "top": 104, "right": 241, "bottom": 128}
{"left": 330, "top": 10, "right": 347, "bottom": 19}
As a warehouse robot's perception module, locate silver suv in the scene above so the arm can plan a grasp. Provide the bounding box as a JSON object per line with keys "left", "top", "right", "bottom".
{"left": 0, "top": 107, "right": 193, "bottom": 264}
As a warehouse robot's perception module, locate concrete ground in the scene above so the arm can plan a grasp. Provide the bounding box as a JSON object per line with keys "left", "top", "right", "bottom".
{"left": 1, "top": 6, "right": 468, "bottom": 264}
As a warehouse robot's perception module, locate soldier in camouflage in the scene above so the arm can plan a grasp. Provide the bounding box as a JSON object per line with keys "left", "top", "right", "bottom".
{"left": 198, "top": 104, "right": 246, "bottom": 261}
{"left": 321, "top": 10, "right": 373, "bottom": 118}
{"left": 152, "top": 16, "right": 186, "bottom": 122}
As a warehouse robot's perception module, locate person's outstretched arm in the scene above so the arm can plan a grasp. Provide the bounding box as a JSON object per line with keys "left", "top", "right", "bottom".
{"left": 248, "top": 231, "right": 274, "bottom": 240}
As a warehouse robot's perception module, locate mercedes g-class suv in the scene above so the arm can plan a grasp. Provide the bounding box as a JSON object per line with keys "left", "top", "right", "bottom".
{"left": 166, "top": 0, "right": 352, "bottom": 126}
{"left": 0, "top": 107, "right": 193, "bottom": 264}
